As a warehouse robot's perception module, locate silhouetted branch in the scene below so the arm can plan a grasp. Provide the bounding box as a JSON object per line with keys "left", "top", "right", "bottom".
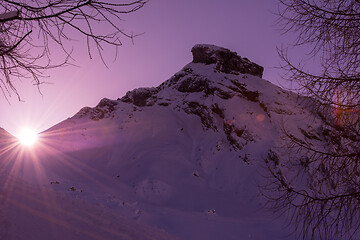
{"left": 0, "top": 0, "right": 147, "bottom": 100}
{"left": 264, "top": 2, "right": 360, "bottom": 234}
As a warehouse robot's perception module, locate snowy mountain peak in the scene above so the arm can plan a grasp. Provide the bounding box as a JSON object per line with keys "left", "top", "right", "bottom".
{"left": 119, "top": 44, "right": 268, "bottom": 109}
{"left": 191, "top": 44, "right": 264, "bottom": 77}
{"left": 68, "top": 43, "right": 305, "bottom": 159}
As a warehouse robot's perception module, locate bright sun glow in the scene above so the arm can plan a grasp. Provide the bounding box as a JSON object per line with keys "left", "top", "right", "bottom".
{"left": 18, "top": 128, "right": 38, "bottom": 147}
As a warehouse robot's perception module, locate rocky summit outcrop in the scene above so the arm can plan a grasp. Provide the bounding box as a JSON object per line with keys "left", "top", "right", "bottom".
{"left": 191, "top": 44, "right": 264, "bottom": 77}
{"left": 117, "top": 44, "right": 265, "bottom": 108}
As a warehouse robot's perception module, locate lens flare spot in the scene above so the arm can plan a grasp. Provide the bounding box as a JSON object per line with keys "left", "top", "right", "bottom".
{"left": 256, "top": 114, "right": 265, "bottom": 122}
{"left": 18, "top": 128, "right": 38, "bottom": 147}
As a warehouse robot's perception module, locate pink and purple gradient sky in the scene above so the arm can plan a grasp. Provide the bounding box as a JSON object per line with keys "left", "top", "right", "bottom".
{"left": 1, "top": 0, "right": 295, "bottom": 137}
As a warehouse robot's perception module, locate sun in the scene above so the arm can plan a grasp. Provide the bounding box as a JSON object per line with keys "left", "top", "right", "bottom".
{"left": 18, "top": 128, "right": 38, "bottom": 147}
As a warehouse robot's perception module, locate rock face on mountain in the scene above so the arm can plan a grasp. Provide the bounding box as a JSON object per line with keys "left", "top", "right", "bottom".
{"left": 191, "top": 44, "right": 264, "bottom": 77}
{"left": 119, "top": 45, "right": 265, "bottom": 109}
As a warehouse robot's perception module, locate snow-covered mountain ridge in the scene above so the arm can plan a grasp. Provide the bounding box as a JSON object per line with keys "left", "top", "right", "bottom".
{"left": 0, "top": 44, "right": 330, "bottom": 240}
{"left": 69, "top": 44, "right": 307, "bottom": 153}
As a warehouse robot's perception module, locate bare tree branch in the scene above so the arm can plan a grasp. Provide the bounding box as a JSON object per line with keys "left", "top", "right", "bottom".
{"left": 0, "top": 0, "right": 147, "bottom": 100}
{"left": 262, "top": 1, "right": 360, "bottom": 239}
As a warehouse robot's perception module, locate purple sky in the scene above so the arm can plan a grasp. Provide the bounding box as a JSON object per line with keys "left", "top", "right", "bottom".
{"left": 1, "top": 0, "right": 293, "bottom": 136}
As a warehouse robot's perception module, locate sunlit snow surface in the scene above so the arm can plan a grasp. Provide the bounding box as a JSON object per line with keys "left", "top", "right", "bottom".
{"left": 0, "top": 62, "right": 330, "bottom": 240}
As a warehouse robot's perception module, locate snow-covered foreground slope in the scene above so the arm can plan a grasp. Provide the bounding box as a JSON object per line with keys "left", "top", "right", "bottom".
{"left": 0, "top": 175, "right": 179, "bottom": 240}
{"left": 0, "top": 44, "right": 328, "bottom": 240}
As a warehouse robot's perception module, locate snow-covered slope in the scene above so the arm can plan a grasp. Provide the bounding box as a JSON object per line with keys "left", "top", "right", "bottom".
{"left": 0, "top": 44, "right": 329, "bottom": 240}
{"left": 0, "top": 127, "right": 15, "bottom": 145}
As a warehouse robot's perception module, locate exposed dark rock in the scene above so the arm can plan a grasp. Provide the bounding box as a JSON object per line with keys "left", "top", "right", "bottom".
{"left": 214, "top": 88, "right": 234, "bottom": 99}
{"left": 240, "top": 89, "right": 259, "bottom": 102}
{"left": 191, "top": 44, "right": 264, "bottom": 77}
{"left": 76, "top": 107, "right": 92, "bottom": 118}
{"left": 184, "top": 101, "right": 216, "bottom": 130}
{"left": 227, "top": 79, "right": 260, "bottom": 102}
{"left": 96, "top": 98, "right": 118, "bottom": 110}
{"left": 160, "top": 72, "right": 187, "bottom": 89}
{"left": 177, "top": 76, "right": 210, "bottom": 93}
{"left": 223, "top": 123, "right": 242, "bottom": 150}
{"left": 89, "top": 109, "right": 106, "bottom": 121}
{"left": 210, "top": 104, "right": 225, "bottom": 119}
{"left": 121, "top": 88, "right": 159, "bottom": 107}
{"left": 223, "top": 123, "right": 254, "bottom": 151}
{"left": 74, "top": 98, "right": 118, "bottom": 121}
{"left": 158, "top": 102, "right": 170, "bottom": 107}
